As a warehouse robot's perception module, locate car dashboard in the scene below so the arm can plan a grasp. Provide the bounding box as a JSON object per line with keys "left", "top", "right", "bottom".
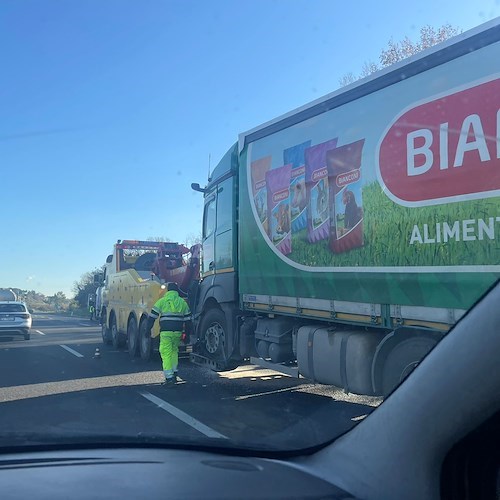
{"left": 0, "top": 446, "right": 354, "bottom": 500}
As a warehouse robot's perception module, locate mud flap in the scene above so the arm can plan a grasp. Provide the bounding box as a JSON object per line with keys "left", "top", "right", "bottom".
{"left": 190, "top": 352, "right": 229, "bottom": 371}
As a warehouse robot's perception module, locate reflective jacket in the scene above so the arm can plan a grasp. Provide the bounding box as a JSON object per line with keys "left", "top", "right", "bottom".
{"left": 147, "top": 290, "right": 191, "bottom": 333}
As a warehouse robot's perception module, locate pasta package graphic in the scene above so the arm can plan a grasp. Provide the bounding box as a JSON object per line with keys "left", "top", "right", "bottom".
{"left": 327, "top": 139, "right": 365, "bottom": 254}
{"left": 250, "top": 156, "right": 272, "bottom": 234}
{"left": 266, "top": 164, "right": 292, "bottom": 255}
{"left": 283, "top": 141, "right": 311, "bottom": 233}
{"left": 304, "top": 138, "right": 338, "bottom": 243}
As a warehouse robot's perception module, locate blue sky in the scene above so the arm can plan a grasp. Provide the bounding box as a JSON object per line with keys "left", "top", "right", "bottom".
{"left": 1, "top": 0, "right": 498, "bottom": 297}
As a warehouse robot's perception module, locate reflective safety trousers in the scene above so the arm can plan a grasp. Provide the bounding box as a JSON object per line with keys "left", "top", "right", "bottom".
{"left": 159, "top": 331, "right": 182, "bottom": 378}
{"left": 148, "top": 291, "right": 191, "bottom": 380}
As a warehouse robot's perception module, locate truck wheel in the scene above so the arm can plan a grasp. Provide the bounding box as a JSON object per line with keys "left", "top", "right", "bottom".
{"left": 200, "top": 308, "right": 226, "bottom": 361}
{"left": 24, "top": 330, "right": 30, "bottom": 341}
{"left": 381, "top": 336, "right": 438, "bottom": 397}
{"left": 127, "top": 316, "right": 139, "bottom": 358}
{"left": 101, "top": 318, "right": 112, "bottom": 345}
{"left": 139, "top": 318, "right": 152, "bottom": 361}
{"left": 111, "top": 316, "right": 124, "bottom": 349}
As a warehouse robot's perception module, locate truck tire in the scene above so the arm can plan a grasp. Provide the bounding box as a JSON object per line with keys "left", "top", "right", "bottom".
{"left": 199, "top": 308, "right": 227, "bottom": 363}
{"left": 24, "top": 330, "right": 30, "bottom": 341}
{"left": 381, "top": 335, "right": 438, "bottom": 397}
{"left": 139, "top": 317, "right": 152, "bottom": 361}
{"left": 101, "top": 314, "right": 112, "bottom": 345}
{"left": 111, "top": 315, "right": 124, "bottom": 349}
{"left": 127, "top": 316, "right": 139, "bottom": 358}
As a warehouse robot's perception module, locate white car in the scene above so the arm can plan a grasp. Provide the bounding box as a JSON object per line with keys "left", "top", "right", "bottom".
{"left": 0, "top": 301, "right": 32, "bottom": 340}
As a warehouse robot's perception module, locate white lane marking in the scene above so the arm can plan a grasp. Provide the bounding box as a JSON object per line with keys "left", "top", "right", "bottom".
{"left": 78, "top": 322, "right": 91, "bottom": 327}
{"left": 35, "top": 330, "right": 45, "bottom": 336}
{"left": 351, "top": 414, "right": 368, "bottom": 422}
{"left": 140, "top": 391, "right": 228, "bottom": 440}
{"left": 59, "top": 345, "right": 84, "bottom": 358}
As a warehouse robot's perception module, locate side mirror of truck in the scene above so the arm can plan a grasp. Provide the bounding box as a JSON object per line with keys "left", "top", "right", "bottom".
{"left": 191, "top": 182, "right": 207, "bottom": 193}
{"left": 93, "top": 273, "right": 104, "bottom": 285}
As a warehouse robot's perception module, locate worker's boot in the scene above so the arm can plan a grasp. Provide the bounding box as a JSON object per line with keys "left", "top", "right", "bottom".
{"left": 162, "top": 378, "right": 175, "bottom": 388}
{"left": 173, "top": 372, "right": 180, "bottom": 383}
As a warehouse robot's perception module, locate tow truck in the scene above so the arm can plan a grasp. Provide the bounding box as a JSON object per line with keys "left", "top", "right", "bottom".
{"left": 99, "top": 240, "right": 200, "bottom": 360}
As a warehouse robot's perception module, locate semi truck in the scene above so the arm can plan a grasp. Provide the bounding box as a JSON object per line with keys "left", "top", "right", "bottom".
{"left": 99, "top": 240, "right": 200, "bottom": 360}
{"left": 189, "top": 19, "right": 500, "bottom": 396}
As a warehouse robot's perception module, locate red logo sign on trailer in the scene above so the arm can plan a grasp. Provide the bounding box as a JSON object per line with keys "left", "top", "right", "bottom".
{"left": 336, "top": 168, "right": 360, "bottom": 188}
{"left": 377, "top": 77, "right": 500, "bottom": 206}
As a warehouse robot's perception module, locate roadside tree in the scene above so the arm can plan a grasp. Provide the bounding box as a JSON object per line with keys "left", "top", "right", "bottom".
{"left": 339, "top": 24, "right": 461, "bottom": 86}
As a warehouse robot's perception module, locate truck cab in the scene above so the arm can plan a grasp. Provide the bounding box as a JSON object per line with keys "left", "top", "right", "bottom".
{"left": 191, "top": 145, "right": 242, "bottom": 368}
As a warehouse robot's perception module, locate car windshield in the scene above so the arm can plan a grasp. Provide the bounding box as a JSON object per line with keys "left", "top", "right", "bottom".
{"left": 0, "top": 1, "right": 499, "bottom": 453}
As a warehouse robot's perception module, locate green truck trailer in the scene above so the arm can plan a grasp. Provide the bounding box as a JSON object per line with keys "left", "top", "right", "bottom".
{"left": 190, "top": 19, "right": 500, "bottom": 396}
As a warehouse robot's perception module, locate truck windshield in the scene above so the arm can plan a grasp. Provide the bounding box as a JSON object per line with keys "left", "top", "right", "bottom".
{"left": 0, "top": 1, "right": 498, "bottom": 455}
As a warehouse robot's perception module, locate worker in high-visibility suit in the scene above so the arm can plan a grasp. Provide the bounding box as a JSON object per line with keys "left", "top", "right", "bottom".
{"left": 147, "top": 282, "right": 191, "bottom": 387}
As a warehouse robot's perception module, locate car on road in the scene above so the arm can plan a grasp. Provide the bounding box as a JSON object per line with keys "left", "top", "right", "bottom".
{"left": 0, "top": 302, "right": 32, "bottom": 341}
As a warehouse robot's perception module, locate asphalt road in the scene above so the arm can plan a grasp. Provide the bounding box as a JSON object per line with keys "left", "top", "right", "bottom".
{"left": 0, "top": 314, "right": 381, "bottom": 451}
